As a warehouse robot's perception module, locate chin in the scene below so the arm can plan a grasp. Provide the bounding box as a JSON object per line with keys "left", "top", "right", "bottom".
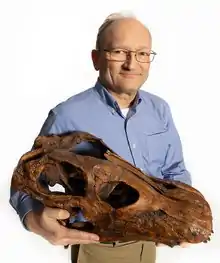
{"left": 120, "top": 86, "right": 140, "bottom": 95}
{"left": 120, "top": 81, "right": 140, "bottom": 90}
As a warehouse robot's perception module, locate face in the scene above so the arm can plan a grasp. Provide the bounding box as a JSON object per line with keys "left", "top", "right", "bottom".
{"left": 91, "top": 18, "right": 153, "bottom": 95}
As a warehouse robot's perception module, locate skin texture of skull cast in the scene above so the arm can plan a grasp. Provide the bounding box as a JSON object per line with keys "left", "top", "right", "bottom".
{"left": 11, "top": 131, "right": 213, "bottom": 247}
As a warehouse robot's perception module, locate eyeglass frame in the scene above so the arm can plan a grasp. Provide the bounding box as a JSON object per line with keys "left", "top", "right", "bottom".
{"left": 98, "top": 48, "right": 157, "bottom": 63}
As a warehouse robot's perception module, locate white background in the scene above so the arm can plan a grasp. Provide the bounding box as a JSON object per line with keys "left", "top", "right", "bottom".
{"left": 0, "top": 1, "right": 220, "bottom": 262}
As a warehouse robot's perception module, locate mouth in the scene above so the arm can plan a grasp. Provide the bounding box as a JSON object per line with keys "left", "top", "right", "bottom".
{"left": 120, "top": 73, "right": 140, "bottom": 79}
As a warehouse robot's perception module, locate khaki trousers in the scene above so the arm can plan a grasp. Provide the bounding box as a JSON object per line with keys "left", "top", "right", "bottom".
{"left": 76, "top": 241, "right": 156, "bottom": 263}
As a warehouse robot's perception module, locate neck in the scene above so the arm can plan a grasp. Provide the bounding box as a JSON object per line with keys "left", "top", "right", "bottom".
{"left": 107, "top": 89, "right": 136, "bottom": 108}
{"left": 97, "top": 78, "right": 138, "bottom": 108}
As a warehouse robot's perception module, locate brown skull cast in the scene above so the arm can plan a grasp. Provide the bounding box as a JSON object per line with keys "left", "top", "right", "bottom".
{"left": 11, "top": 131, "right": 213, "bottom": 247}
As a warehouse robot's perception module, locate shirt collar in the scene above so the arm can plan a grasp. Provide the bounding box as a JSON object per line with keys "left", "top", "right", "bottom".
{"left": 93, "top": 79, "right": 142, "bottom": 112}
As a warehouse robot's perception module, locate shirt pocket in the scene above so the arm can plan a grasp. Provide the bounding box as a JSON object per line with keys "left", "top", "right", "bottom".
{"left": 141, "top": 125, "right": 169, "bottom": 169}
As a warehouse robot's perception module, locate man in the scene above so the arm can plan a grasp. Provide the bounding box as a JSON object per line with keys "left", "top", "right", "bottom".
{"left": 9, "top": 12, "right": 192, "bottom": 263}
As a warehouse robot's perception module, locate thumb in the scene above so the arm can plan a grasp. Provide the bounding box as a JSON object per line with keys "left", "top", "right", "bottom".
{"left": 44, "top": 207, "right": 70, "bottom": 219}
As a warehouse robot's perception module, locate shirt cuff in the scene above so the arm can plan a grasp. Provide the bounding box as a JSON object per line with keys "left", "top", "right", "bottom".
{"left": 10, "top": 193, "right": 44, "bottom": 230}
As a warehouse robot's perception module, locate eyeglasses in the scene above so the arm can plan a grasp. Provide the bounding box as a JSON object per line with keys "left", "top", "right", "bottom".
{"left": 102, "top": 48, "right": 157, "bottom": 63}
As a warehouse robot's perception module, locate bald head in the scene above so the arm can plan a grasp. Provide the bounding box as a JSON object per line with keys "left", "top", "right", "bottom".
{"left": 96, "top": 15, "right": 152, "bottom": 50}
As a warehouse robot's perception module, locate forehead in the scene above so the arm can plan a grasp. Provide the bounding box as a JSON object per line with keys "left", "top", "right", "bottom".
{"left": 101, "top": 18, "right": 152, "bottom": 50}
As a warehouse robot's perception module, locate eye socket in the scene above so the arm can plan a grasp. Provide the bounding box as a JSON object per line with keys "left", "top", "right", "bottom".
{"left": 38, "top": 173, "right": 67, "bottom": 194}
{"left": 60, "top": 161, "right": 87, "bottom": 196}
{"left": 99, "top": 182, "right": 140, "bottom": 209}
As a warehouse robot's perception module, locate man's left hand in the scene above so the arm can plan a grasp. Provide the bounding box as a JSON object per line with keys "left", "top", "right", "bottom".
{"left": 156, "top": 242, "right": 190, "bottom": 248}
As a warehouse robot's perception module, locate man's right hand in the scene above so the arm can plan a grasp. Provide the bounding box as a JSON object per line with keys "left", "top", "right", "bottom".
{"left": 25, "top": 207, "right": 100, "bottom": 246}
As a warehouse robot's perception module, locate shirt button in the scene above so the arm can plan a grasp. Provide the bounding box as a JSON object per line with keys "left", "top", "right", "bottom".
{"left": 132, "top": 143, "right": 136, "bottom": 149}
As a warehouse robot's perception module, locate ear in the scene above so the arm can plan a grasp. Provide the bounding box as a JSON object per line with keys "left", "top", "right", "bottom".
{"left": 91, "top": 49, "right": 100, "bottom": 71}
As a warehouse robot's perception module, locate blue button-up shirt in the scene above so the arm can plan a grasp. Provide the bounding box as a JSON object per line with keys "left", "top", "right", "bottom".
{"left": 9, "top": 80, "right": 191, "bottom": 226}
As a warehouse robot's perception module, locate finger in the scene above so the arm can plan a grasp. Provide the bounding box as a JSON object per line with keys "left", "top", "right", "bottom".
{"left": 69, "top": 239, "right": 99, "bottom": 245}
{"left": 44, "top": 207, "right": 70, "bottom": 220}
{"left": 156, "top": 243, "right": 166, "bottom": 247}
{"left": 180, "top": 242, "right": 190, "bottom": 248}
{"left": 49, "top": 237, "right": 99, "bottom": 246}
{"left": 49, "top": 231, "right": 100, "bottom": 246}
{"left": 67, "top": 229, "right": 100, "bottom": 241}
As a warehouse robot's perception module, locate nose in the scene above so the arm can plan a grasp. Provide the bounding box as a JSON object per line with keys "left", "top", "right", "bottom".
{"left": 122, "top": 52, "right": 138, "bottom": 70}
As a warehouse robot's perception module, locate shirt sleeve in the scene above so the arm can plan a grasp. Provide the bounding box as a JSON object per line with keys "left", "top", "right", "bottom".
{"left": 161, "top": 103, "right": 192, "bottom": 186}
{"left": 9, "top": 110, "right": 61, "bottom": 229}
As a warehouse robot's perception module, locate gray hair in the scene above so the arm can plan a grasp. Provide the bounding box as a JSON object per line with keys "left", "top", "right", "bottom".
{"left": 95, "top": 12, "right": 138, "bottom": 50}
